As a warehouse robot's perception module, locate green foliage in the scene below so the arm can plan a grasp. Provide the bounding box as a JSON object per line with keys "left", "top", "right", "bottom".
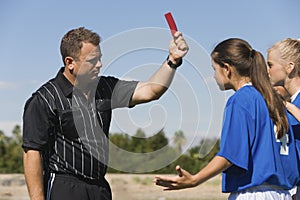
{"left": 108, "top": 128, "right": 220, "bottom": 174}
{"left": 0, "top": 125, "right": 220, "bottom": 174}
{"left": 153, "top": 138, "right": 220, "bottom": 175}
{"left": 0, "top": 125, "right": 24, "bottom": 173}
{"left": 108, "top": 129, "right": 175, "bottom": 173}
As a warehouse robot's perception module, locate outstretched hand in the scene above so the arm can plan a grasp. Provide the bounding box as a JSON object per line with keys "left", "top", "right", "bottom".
{"left": 168, "top": 32, "right": 189, "bottom": 61}
{"left": 153, "top": 165, "right": 196, "bottom": 191}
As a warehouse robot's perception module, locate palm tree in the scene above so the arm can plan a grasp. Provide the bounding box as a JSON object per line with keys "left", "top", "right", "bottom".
{"left": 173, "top": 130, "right": 186, "bottom": 154}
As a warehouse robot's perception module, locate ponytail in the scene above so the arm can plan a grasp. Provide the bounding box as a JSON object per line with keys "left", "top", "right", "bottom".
{"left": 250, "top": 50, "right": 288, "bottom": 139}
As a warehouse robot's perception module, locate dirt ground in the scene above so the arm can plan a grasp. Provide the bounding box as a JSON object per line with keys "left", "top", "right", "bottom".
{"left": 0, "top": 174, "right": 228, "bottom": 200}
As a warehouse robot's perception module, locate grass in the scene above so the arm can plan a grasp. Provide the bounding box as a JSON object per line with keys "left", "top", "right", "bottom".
{"left": 132, "top": 176, "right": 153, "bottom": 185}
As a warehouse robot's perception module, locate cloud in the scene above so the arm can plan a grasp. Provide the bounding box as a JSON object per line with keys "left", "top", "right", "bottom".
{"left": 0, "top": 81, "right": 16, "bottom": 90}
{"left": 0, "top": 80, "right": 42, "bottom": 90}
{"left": 0, "top": 121, "right": 21, "bottom": 136}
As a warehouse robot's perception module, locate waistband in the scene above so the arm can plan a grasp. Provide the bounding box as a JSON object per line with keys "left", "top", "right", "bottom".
{"left": 236, "top": 183, "right": 288, "bottom": 194}
{"left": 254, "top": 183, "right": 287, "bottom": 191}
{"left": 54, "top": 173, "right": 109, "bottom": 187}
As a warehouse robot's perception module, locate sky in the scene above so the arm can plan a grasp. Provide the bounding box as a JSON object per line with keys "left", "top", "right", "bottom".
{"left": 0, "top": 0, "right": 299, "bottom": 151}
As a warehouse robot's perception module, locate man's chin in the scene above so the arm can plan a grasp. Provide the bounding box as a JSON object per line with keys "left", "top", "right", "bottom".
{"left": 91, "top": 75, "right": 99, "bottom": 81}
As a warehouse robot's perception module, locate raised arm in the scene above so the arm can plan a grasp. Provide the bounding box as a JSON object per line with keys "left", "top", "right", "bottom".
{"left": 130, "top": 31, "right": 188, "bottom": 106}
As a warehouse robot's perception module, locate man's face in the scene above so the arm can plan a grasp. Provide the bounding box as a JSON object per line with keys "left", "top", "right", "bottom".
{"left": 74, "top": 42, "right": 102, "bottom": 84}
{"left": 267, "top": 48, "right": 287, "bottom": 86}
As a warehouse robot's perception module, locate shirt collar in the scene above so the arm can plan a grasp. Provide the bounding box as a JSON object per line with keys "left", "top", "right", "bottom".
{"left": 291, "top": 89, "right": 300, "bottom": 102}
{"left": 54, "top": 67, "right": 74, "bottom": 97}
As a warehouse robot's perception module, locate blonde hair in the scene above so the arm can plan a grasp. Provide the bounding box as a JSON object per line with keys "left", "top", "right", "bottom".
{"left": 268, "top": 38, "right": 300, "bottom": 76}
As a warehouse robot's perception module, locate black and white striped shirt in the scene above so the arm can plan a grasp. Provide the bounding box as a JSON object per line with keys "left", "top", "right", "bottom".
{"left": 22, "top": 67, "right": 138, "bottom": 182}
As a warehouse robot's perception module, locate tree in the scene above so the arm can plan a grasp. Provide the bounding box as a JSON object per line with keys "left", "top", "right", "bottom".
{"left": 198, "top": 138, "right": 219, "bottom": 159}
{"left": 130, "top": 128, "right": 148, "bottom": 153}
{"left": 0, "top": 125, "right": 24, "bottom": 173}
{"left": 108, "top": 130, "right": 220, "bottom": 174}
{"left": 108, "top": 129, "right": 171, "bottom": 173}
{"left": 0, "top": 130, "right": 7, "bottom": 172}
{"left": 109, "top": 132, "right": 131, "bottom": 151}
{"left": 172, "top": 130, "right": 186, "bottom": 154}
{"left": 146, "top": 129, "right": 168, "bottom": 151}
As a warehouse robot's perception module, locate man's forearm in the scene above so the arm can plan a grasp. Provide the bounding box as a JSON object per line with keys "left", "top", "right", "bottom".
{"left": 23, "top": 150, "right": 45, "bottom": 200}
{"left": 130, "top": 60, "right": 176, "bottom": 106}
{"left": 130, "top": 31, "right": 188, "bottom": 106}
{"left": 147, "top": 59, "right": 177, "bottom": 96}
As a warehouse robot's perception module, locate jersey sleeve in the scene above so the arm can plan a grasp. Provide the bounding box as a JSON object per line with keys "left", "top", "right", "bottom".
{"left": 99, "top": 76, "right": 138, "bottom": 109}
{"left": 217, "top": 100, "right": 253, "bottom": 172}
{"left": 22, "top": 92, "right": 53, "bottom": 151}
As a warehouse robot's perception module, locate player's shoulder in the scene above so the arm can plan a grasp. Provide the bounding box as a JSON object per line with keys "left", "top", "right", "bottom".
{"left": 227, "top": 86, "right": 262, "bottom": 109}
{"left": 293, "top": 92, "right": 300, "bottom": 107}
{"left": 34, "top": 79, "right": 57, "bottom": 99}
{"left": 96, "top": 75, "right": 120, "bottom": 91}
{"left": 98, "top": 76, "right": 119, "bottom": 84}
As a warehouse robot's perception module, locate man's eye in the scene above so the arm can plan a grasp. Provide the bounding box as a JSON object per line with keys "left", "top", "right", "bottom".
{"left": 87, "top": 58, "right": 98, "bottom": 64}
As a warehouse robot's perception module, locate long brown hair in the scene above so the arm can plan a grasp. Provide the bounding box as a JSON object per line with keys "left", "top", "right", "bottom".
{"left": 211, "top": 38, "right": 288, "bottom": 139}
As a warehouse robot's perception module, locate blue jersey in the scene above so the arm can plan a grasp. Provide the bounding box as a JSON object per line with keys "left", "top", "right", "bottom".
{"left": 288, "top": 92, "right": 300, "bottom": 186}
{"left": 217, "top": 85, "right": 299, "bottom": 193}
{"left": 289, "top": 93, "right": 300, "bottom": 140}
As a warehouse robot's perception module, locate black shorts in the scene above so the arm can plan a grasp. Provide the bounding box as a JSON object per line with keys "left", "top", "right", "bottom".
{"left": 47, "top": 173, "right": 112, "bottom": 200}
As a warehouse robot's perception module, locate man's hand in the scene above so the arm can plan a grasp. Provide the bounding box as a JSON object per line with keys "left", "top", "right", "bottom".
{"left": 168, "top": 31, "right": 189, "bottom": 63}
{"left": 129, "top": 31, "right": 189, "bottom": 106}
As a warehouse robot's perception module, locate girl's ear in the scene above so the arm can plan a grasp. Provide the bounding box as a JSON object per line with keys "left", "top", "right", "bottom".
{"left": 287, "top": 62, "right": 296, "bottom": 78}
{"left": 223, "top": 63, "right": 232, "bottom": 79}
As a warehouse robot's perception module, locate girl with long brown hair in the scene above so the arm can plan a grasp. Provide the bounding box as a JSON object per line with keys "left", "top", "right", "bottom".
{"left": 155, "top": 38, "right": 299, "bottom": 200}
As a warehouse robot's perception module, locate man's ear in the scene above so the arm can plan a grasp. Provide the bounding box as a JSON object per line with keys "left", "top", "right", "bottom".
{"left": 65, "top": 56, "right": 75, "bottom": 72}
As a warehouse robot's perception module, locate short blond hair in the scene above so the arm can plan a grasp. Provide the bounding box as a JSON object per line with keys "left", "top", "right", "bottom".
{"left": 268, "top": 38, "right": 300, "bottom": 76}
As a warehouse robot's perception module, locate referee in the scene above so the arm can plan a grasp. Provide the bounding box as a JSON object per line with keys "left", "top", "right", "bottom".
{"left": 22, "top": 27, "right": 188, "bottom": 200}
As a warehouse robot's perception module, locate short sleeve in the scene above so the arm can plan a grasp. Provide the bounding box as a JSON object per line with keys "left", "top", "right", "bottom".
{"left": 217, "top": 101, "right": 253, "bottom": 172}
{"left": 111, "top": 79, "right": 138, "bottom": 108}
{"left": 22, "top": 93, "right": 53, "bottom": 151}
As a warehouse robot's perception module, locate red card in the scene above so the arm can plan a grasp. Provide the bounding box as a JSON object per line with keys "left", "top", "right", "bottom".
{"left": 164, "top": 12, "right": 178, "bottom": 36}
